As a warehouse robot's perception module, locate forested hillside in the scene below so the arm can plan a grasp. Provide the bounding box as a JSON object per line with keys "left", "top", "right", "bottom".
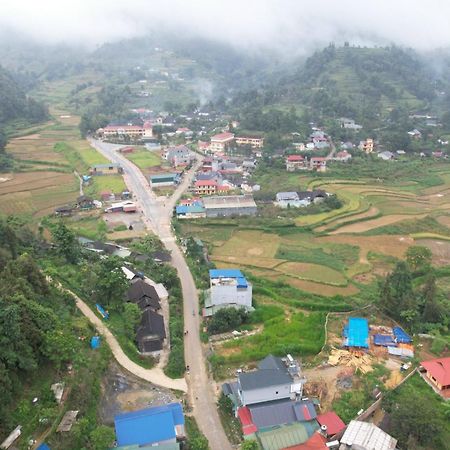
{"left": 231, "top": 45, "right": 441, "bottom": 129}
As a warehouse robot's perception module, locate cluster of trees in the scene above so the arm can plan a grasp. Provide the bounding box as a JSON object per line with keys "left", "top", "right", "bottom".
{"left": 0, "top": 219, "right": 82, "bottom": 433}
{"left": 378, "top": 246, "right": 448, "bottom": 331}
{"left": 207, "top": 307, "right": 248, "bottom": 335}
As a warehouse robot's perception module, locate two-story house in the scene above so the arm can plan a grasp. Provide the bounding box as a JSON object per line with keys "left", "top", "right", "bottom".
{"left": 204, "top": 269, "right": 253, "bottom": 316}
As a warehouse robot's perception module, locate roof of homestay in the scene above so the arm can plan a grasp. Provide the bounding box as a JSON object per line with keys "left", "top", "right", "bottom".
{"left": 136, "top": 309, "right": 166, "bottom": 341}
{"left": 239, "top": 355, "right": 292, "bottom": 391}
{"left": 421, "top": 356, "right": 450, "bottom": 386}
{"left": 127, "top": 279, "right": 160, "bottom": 308}
{"left": 211, "top": 132, "right": 235, "bottom": 141}
{"left": 316, "top": 411, "right": 345, "bottom": 436}
{"left": 287, "top": 155, "right": 304, "bottom": 161}
{"left": 114, "top": 403, "right": 183, "bottom": 447}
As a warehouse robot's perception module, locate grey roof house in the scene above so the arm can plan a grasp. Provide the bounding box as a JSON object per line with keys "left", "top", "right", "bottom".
{"left": 227, "top": 354, "right": 306, "bottom": 407}
{"left": 127, "top": 279, "right": 161, "bottom": 311}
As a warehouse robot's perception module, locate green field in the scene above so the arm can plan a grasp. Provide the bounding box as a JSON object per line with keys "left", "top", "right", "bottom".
{"left": 124, "top": 148, "right": 161, "bottom": 169}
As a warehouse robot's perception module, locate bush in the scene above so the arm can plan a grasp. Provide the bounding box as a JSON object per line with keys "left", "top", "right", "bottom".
{"left": 207, "top": 308, "right": 248, "bottom": 335}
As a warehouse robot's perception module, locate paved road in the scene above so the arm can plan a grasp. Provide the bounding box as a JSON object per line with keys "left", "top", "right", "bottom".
{"left": 89, "top": 139, "right": 232, "bottom": 450}
{"left": 62, "top": 284, "right": 188, "bottom": 391}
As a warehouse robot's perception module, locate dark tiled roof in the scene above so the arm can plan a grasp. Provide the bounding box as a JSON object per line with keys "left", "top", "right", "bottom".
{"left": 151, "top": 250, "right": 172, "bottom": 263}
{"left": 136, "top": 309, "right": 166, "bottom": 345}
{"left": 239, "top": 355, "right": 292, "bottom": 390}
{"left": 127, "top": 279, "right": 160, "bottom": 310}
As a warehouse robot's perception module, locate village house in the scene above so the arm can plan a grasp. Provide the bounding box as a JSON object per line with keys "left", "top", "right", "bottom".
{"left": 407, "top": 128, "right": 422, "bottom": 139}
{"left": 310, "top": 157, "right": 327, "bottom": 172}
{"left": 204, "top": 268, "right": 253, "bottom": 316}
{"left": 164, "top": 145, "right": 194, "bottom": 167}
{"left": 378, "top": 151, "right": 395, "bottom": 161}
{"left": 420, "top": 356, "right": 450, "bottom": 399}
{"left": 334, "top": 150, "right": 352, "bottom": 162}
{"left": 210, "top": 132, "right": 235, "bottom": 153}
{"left": 293, "top": 142, "right": 306, "bottom": 151}
{"left": 136, "top": 309, "right": 166, "bottom": 354}
{"left": 114, "top": 403, "right": 184, "bottom": 448}
{"left": 286, "top": 154, "right": 307, "bottom": 171}
{"left": 202, "top": 194, "right": 257, "bottom": 217}
{"left": 305, "top": 142, "right": 315, "bottom": 150}
{"left": 175, "top": 127, "right": 193, "bottom": 137}
{"left": 235, "top": 136, "right": 265, "bottom": 148}
{"left": 194, "top": 179, "right": 219, "bottom": 196}
{"left": 358, "top": 138, "right": 374, "bottom": 154}
{"left": 175, "top": 204, "right": 206, "bottom": 219}
{"left": 340, "top": 420, "right": 397, "bottom": 450}
{"left": 275, "top": 192, "right": 302, "bottom": 208}
{"left": 198, "top": 140, "right": 210, "bottom": 152}
{"left": 89, "top": 163, "right": 123, "bottom": 176}
{"left": 126, "top": 279, "right": 161, "bottom": 311}
{"left": 339, "top": 118, "right": 363, "bottom": 130}
{"left": 341, "top": 142, "right": 354, "bottom": 151}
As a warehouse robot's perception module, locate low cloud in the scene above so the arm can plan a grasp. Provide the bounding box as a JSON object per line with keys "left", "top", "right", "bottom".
{"left": 1, "top": 0, "right": 450, "bottom": 54}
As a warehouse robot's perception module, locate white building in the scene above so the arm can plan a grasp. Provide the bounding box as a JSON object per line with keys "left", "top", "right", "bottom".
{"left": 204, "top": 269, "right": 253, "bottom": 316}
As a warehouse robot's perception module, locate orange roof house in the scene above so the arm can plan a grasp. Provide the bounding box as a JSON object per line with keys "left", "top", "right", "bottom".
{"left": 420, "top": 356, "right": 450, "bottom": 399}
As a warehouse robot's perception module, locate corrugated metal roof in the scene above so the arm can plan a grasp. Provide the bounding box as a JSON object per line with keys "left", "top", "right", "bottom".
{"left": 340, "top": 420, "right": 397, "bottom": 450}
{"left": 257, "top": 423, "right": 310, "bottom": 450}
{"left": 393, "top": 327, "right": 412, "bottom": 343}
{"left": 344, "top": 318, "right": 369, "bottom": 348}
{"left": 210, "top": 269, "right": 244, "bottom": 279}
{"left": 316, "top": 411, "right": 345, "bottom": 436}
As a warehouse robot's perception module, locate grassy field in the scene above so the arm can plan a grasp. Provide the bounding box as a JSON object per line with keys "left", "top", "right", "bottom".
{"left": 124, "top": 147, "right": 161, "bottom": 170}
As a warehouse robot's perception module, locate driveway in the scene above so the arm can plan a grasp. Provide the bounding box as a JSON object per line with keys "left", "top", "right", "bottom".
{"left": 89, "top": 139, "right": 232, "bottom": 450}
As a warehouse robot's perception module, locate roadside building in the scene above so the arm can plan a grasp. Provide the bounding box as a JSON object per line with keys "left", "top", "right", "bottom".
{"left": 90, "top": 163, "right": 123, "bottom": 176}
{"left": 286, "top": 154, "right": 307, "bottom": 171}
{"left": 175, "top": 204, "right": 206, "bottom": 219}
{"left": 114, "top": 403, "right": 184, "bottom": 448}
{"left": 210, "top": 132, "right": 235, "bottom": 153}
{"left": 164, "top": 145, "right": 193, "bottom": 167}
{"left": 340, "top": 420, "right": 397, "bottom": 450}
{"left": 194, "top": 179, "right": 218, "bottom": 196}
{"left": 204, "top": 268, "right": 253, "bottom": 316}
{"left": 202, "top": 194, "right": 257, "bottom": 217}
{"left": 136, "top": 309, "right": 166, "bottom": 354}
{"left": 420, "top": 356, "right": 450, "bottom": 399}
{"left": 150, "top": 173, "right": 180, "bottom": 187}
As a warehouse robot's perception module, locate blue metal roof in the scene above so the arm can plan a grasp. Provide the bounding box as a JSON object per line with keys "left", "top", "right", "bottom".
{"left": 344, "top": 317, "right": 369, "bottom": 348}
{"left": 114, "top": 403, "right": 184, "bottom": 447}
{"left": 209, "top": 269, "right": 244, "bottom": 279}
{"left": 393, "top": 327, "right": 412, "bottom": 343}
{"left": 176, "top": 205, "right": 205, "bottom": 214}
{"left": 373, "top": 334, "right": 396, "bottom": 347}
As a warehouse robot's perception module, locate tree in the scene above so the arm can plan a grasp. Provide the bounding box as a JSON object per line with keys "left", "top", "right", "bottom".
{"left": 406, "top": 245, "right": 432, "bottom": 274}
{"left": 0, "top": 129, "right": 6, "bottom": 152}
{"left": 89, "top": 425, "right": 116, "bottom": 450}
{"left": 379, "top": 262, "right": 417, "bottom": 327}
{"left": 51, "top": 221, "right": 79, "bottom": 263}
{"left": 207, "top": 307, "right": 248, "bottom": 335}
{"left": 43, "top": 329, "right": 79, "bottom": 370}
{"left": 421, "top": 273, "right": 442, "bottom": 324}
{"left": 241, "top": 440, "right": 259, "bottom": 450}
{"left": 92, "top": 256, "right": 128, "bottom": 310}
{"left": 189, "top": 436, "right": 209, "bottom": 450}
{"left": 123, "top": 303, "right": 141, "bottom": 339}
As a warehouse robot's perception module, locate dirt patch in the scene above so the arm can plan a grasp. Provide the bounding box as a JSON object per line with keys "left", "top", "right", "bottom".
{"left": 248, "top": 247, "right": 263, "bottom": 256}
{"left": 437, "top": 215, "right": 450, "bottom": 228}
{"left": 331, "top": 214, "right": 427, "bottom": 234}
{"left": 416, "top": 239, "right": 450, "bottom": 265}
{"left": 278, "top": 275, "right": 359, "bottom": 297}
{"left": 99, "top": 362, "right": 176, "bottom": 425}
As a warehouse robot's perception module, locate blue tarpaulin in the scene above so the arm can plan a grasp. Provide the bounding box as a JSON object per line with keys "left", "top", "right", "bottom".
{"left": 96, "top": 304, "right": 109, "bottom": 319}
{"left": 373, "top": 334, "right": 396, "bottom": 347}
{"left": 393, "top": 327, "right": 412, "bottom": 343}
{"left": 37, "top": 444, "right": 51, "bottom": 450}
{"left": 344, "top": 317, "right": 369, "bottom": 348}
{"left": 91, "top": 336, "right": 101, "bottom": 349}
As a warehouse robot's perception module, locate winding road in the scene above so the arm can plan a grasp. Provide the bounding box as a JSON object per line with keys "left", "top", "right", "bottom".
{"left": 88, "top": 139, "right": 232, "bottom": 450}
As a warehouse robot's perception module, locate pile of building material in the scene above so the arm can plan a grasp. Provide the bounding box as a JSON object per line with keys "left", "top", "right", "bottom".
{"left": 328, "top": 348, "right": 373, "bottom": 374}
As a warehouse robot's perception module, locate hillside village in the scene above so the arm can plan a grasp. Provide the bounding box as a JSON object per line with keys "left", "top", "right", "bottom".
{"left": 1, "top": 27, "right": 450, "bottom": 450}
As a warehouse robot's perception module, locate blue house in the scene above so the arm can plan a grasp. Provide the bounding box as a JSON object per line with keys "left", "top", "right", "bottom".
{"left": 114, "top": 403, "right": 184, "bottom": 447}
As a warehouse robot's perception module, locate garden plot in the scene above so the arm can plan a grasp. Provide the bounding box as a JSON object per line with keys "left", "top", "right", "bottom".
{"left": 275, "top": 261, "right": 348, "bottom": 286}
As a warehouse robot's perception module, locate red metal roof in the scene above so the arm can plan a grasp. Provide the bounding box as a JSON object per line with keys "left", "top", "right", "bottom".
{"left": 283, "top": 432, "right": 327, "bottom": 450}
{"left": 195, "top": 180, "right": 218, "bottom": 187}
{"left": 316, "top": 411, "right": 346, "bottom": 436}
{"left": 237, "top": 407, "right": 258, "bottom": 435}
{"left": 421, "top": 357, "right": 450, "bottom": 386}
{"left": 287, "top": 155, "right": 304, "bottom": 161}
{"left": 211, "top": 132, "right": 234, "bottom": 142}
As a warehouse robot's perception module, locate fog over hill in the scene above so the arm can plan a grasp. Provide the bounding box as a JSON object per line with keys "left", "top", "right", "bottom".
{"left": 1, "top": 0, "right": 450, "bottom": 55}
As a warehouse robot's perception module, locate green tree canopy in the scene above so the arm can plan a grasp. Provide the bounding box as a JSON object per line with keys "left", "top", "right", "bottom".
{"left": 406, "top": 245, "right": 432, "bottom": 274}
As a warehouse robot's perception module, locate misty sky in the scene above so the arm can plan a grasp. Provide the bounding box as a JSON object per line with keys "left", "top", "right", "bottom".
{"left": 1, "top": 0, "right": 449, "bottom": 53}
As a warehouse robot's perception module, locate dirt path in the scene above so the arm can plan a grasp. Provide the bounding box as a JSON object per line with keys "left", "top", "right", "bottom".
{"left": 63, "top": 286, "right": 188, "bottom": 392}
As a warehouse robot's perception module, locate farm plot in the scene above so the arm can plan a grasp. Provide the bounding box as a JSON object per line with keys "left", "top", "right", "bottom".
{"left": 275, "top": 261, "right": 348, "bottom": 286}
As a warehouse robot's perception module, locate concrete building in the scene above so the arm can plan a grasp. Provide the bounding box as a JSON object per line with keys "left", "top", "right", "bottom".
{"left": 235, "top": 355, "right": 306, "bottom": 406}
{"left": 310, "top": 157, "right": 327, "bottom": 172}
{"left": 420, "top": 356, "right": 450, "bottom": 399}
{"left": 98, "top": 121, "right": 153, "bottom": 139}
{"left": 202, "top": 195, "right": 257, "bottom": 218}
{"left": 149, "top": 173, "right": 180, "bottom": 187}
{"left": 358, "top": 138, "right": 374, "bottom": 154}
{"left": 164, "top": 145, "right": 193, "bottom": 167}
{"left": 235, "top": 136, "right": 264, "bottom": 148}
{"left": 90, "top": 163, "right": 123, "bottom": 176}
{"left": 210, "top": 132, "right": 235, "bottom": 153}
{"left": 286, "top": 154, "right": 307, "bottom": 171}
{"left": 275, "top": 192, "right": 301, "bottom": 208}
{"left": 204, "top": 268, "right": 253, "bottom": 316}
